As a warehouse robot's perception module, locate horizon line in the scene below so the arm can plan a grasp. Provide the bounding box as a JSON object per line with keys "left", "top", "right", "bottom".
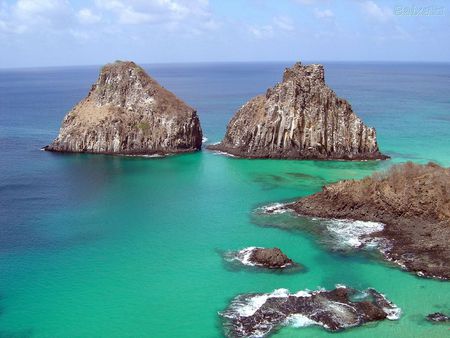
{"left": 1, "top": 59, "right": 450, "bottom": 71}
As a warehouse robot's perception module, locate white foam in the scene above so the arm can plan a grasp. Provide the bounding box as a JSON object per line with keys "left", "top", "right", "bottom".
{"left": 235, "top": 288, "right": 291, "bottom": 317}
{"left": 212, "top": 150, "right": 236, "bottom": 157}
{"left": 202, "top": 137, "right": 208, "bottom": 143}
{"left": 293, "top": 290, "right": 313, "bottom": 298}
{"left": 269, "top": 288, "right": 290, "bottom": 297}
{"left": 324, "top": 219, "right": 384, "bottom": 248}
{"left": 284, "top": 314, "right": 318, "bottom": 328}
{"left": 123, "top": 153, "right": 165, "bottom": 158}
{"left": 141, "top": 154, "right": 165, "bottom": 158}
{"left": 377, "top": 293, "right": 402, "bottom": 320}
{"left": 384, "top": 306, "right": 402, "bottom": 320}
{"left": 258, "top": 203, "right": 289, "bottom": 214}
{"left": 236, "top": 247, "right": 259, "bottom": 266}
{"left": 325, "top": 301, "right": 357, "bottom": 318}
{"left": 235, "top": 294, "right": 270, "bottom": 317}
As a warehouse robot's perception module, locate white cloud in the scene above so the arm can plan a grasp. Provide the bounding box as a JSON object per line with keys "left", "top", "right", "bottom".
{"left": 360, "top": 0, "right": 393, "bottom": 22}
{"left": 0, "top": 0, "right": 72, "bottom": 34}
{"left": 314, "top": 8, "right": 334, "bottom": 19}
{"left": 249, "top": 15, "right": 296, "bottom": 39}
{"left": 273, "top": 16, "right": 294, "bottom": 31}
{"left": 0, "top": 0, "right": 218, "bottom": 39}
{"left": 249, "top": 24, "right": 274, "bottom": 39}
{"left": 294, "top": 0, "right": 316, "bottom": 5}
{"left": 14, "top": 0, "right": 71, "bottom": 25}
{"left": 77, "top": 8, "right": 101, "bottom": 24}
{"left": 94, "top": 0, "right": 210, "bottom": 25}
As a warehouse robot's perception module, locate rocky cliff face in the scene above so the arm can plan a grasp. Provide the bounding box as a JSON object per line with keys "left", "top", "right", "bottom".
{"left": 45, "top": 61, "right": 202, "bottom": 155}
{"left": 208, "top": 62, "right": 386, "bottom": 160}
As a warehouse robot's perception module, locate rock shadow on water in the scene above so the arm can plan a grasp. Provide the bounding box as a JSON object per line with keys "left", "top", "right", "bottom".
{"left": 285, "top": 172, "right": 326, "bottom": 183}
{"left": 310, "top": 159, "right": 385, "bottom": 171}
{"left": 252, "top": 174, "right": 288, "bottom": 190}
{"left": 251, "top": 172, "right": 326, "bottom": 191}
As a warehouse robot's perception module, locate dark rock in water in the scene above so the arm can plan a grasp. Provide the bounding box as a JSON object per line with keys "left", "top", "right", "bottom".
{"left": 45, "top": 61, "right": 202, "bottom": 155}
{"left": 208, "top": 62, "right": 387, "bottom": 160}
{"left": 220, "top": 286, "right": 400, "bottom": 338}
{"left": 426, "top": 312, "right": 449, "bottom": 322}
{"left": 288, "top": 162, "right": 450, "bottom": 280}
{"left": 250, "top": 247, "right": 294, "bottom": 269}
{"left": 225, "top": 247, "right": 295, "bottom": 269}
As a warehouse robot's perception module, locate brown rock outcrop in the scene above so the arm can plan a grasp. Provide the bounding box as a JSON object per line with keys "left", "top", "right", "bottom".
{"left": 45, "top": 61, "right": 202, "bottom": 155}
{"left": 289, "top": 162, "right": 450, "bottom": 279}
{"left": 208, "top": 62, "right": 386, "bottom": 160}
{"left": 249, "top": 247, "right": 294, "bottom": 269}
{"left": 220, "top": 286, "right": 400, "bottom": 337}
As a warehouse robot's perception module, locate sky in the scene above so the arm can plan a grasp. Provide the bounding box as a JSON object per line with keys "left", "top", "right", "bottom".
{"left": 0, "top": 0, "right": 449, "bottom": 68}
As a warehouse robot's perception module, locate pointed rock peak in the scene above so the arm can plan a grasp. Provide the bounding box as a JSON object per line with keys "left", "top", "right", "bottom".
{"left": 97, "top": 60, "right": 157, "bottom": 90}
{"left": 100, "top": 60, "right": 146, "bottom": 75}
{"left": 283, "top": 61, "right": 325, "bottom": 83}
{"left": 45, "top": 61, "right": 202, "bottom": 155}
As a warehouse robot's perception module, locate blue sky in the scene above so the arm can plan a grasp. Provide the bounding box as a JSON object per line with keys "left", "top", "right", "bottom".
{"left": 0, "top": 0, "right": 449, "bottom": 67}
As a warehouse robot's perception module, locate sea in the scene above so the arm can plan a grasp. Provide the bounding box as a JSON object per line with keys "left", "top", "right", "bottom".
{"left": 0, "top": 62, "right": 449, "bottom": 337}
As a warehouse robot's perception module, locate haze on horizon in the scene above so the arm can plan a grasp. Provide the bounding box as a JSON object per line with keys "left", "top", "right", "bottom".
{"left": 0, "top": 0, "right": 449, "bottom": 68}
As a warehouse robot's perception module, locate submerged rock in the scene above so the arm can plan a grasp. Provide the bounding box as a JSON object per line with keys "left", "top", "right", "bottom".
{"left": 208, "top": 62, "right": 386, "bottom": 160}
{"left": 225, "top": 247, "right": 295, "bottom": 269}
{"left": 45, "top": 61, "right": 202, "bottom": 155}
{"left": 220, "top": 286, "right": 400, "bottom": 337}
{"left": 426, "top": 312, "right": 449, "bottom": 322}
{"left": 289, "top": 162, "right": 450, "bottom": 280}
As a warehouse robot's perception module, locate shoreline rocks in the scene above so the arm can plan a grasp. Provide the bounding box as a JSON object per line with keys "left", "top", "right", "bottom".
{"left": 220, "top": 285, "right": 400, "bottom": 337}
{"left": 45, "top": 61, "right": 202, "bottom": 156}
{"left": 225, "top": 247, "right": 296, "bottom": 269}
{"left": 208, "top": 62, "right": 387, "bottom": 160}
{"left": 288, "top": 162, "right": 450, "bottom": 280}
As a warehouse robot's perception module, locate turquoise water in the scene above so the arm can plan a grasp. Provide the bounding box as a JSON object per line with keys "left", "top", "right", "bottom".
{"left": 0, "top": 63, "right": 449, "bottom": 337}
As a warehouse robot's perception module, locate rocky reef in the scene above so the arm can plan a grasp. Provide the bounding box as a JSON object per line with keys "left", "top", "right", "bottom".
{"left": 225, "top": 247, "right": 295, "bottom": 269}
{"left": 208, "top": 62, "right": 386, "bottom": 160}
{"left": 45, "top": 61, "right": 202, "bottom": 155}
{"left": 426, "top": 312, "right": 449, "bottom": 322}
{"left": 220, "top": 285, "right": 400, "bottom": 337}
{"left": 289, "top": 162, "right": 450, "bottom": 280}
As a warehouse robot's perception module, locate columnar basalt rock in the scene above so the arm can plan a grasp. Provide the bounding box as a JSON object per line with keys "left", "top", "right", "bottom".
{"left": 45, "top": 61, "right": 202, "bottom": 155}
{"left": 208, "top": 62, "right": 387, "bottom": 160}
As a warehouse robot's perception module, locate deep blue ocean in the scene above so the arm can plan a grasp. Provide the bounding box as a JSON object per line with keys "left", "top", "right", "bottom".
{"left": 0, "top": 62, "right": 449, "bottom": 337}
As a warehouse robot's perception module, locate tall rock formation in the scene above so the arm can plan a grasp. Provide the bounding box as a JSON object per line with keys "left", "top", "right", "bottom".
{"left": 45, "top": 61, "right": 202, "bottom": 155}
{"left": 208, "top": 62, "right": 386, "bottom": 160}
